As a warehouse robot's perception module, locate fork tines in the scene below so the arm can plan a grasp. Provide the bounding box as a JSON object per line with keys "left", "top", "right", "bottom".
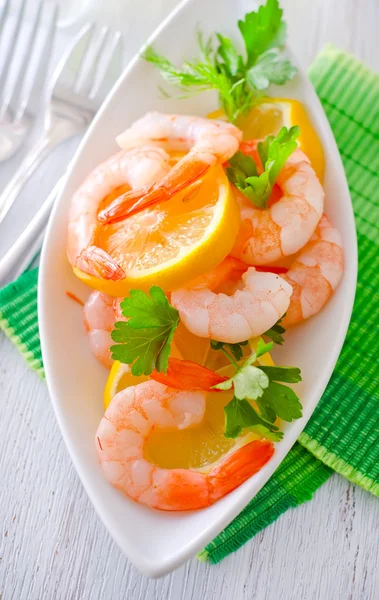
{"left": 0, "top": 0, "right": 58, "bottom": 121}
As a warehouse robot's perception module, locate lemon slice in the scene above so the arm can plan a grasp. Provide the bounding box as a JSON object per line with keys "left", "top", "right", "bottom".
{"left": 144, "top": 338, "right": 275, "bottom": 470}
{"left": 103, "top": 341, "right": 183, "bottom": 410}
{"left": 103, "top": 362, "right": 146, "bottom": 411}
{"left": 209, "top": 98, "right": 325, "bottom": 181}
{"left": 103, "top": 336, "right": 276, "bottom": 469}
{"left": 74, "top": 164, "right": 240, "bottom": 296}
{"left": 145, "top": 363, "right": 238, "bottom": 470}
{"left": 173, "top": 322, "right": 210, "bottom": 367}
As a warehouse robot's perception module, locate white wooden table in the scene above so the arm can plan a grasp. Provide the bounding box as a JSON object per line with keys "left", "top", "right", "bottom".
{"left": 1, "top": 1, "right": 379, "bottom": 598}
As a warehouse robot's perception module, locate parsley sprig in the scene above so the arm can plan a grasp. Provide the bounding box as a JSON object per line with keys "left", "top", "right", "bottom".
{"left": 143, "top": 0, "right": 297, "bottom": 123}
{"left": 212, "top": 339, "right": 302, "bottom": 439}
{"left": 110, "top": 287, "right": 180, "bottom": 376}
{"left": 226, "top": 126, "right": 300, "bottom": 208}
{"left": 263, "top": 314, "right": 286, "bottom": 345}
{"left": 210, "top": 339, "right": 249, "bottom": 363}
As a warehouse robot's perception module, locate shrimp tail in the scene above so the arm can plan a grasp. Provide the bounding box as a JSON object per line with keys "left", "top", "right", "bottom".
{"left": 98, "top": 186, "right": 163, "bottom": 224}
{"left": 151, "top": 440, "right": 274, "bottom": 510}
{"left": 155, "top": 470, "right": 211, "bottom": 511}
{"left": 76, "top": 246, "right": 125, "bottom": 281}
{"left": 150, "top": 357, "right": 228, "bottom": 391}
{"left": 209, "top": 440, "right": 274, "bottom": 502}
{"left": 98, "top": 156, "right": 213, "bottom": 224}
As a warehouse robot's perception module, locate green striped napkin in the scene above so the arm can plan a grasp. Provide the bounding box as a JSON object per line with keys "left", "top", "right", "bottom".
{"left": 0, "top": 46, "right": 378, "bottom": 565}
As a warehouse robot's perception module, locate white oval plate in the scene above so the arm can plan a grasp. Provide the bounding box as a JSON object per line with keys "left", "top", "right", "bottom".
{"left": 39, "top": 0, "right": 357, "bottom": 578}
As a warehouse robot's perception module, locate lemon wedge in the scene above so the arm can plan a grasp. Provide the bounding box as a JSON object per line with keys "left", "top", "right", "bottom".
{"left": 74, "top": 164, "right": 240, "bottom": 296}
{"left": 209, "top": 98, "right": 325, "bottom": 181}
{"left": 103, "top": 362, "right": 147, "bottom": 411}
{"left": 103, "top": 342, "right": 183, "bottom": 410}
{"left": 104, "top": 336, "right": 275, "bottom": 469}
{"left": 145, "top": 339, "right": 275, "bottom": 470}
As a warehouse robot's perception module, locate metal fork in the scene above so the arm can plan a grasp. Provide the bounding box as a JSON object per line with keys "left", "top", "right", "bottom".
{"left": 0, "top": 0, "right": 58, "bottom": 161}
{"left": 0, "top": 22, "right": 123, "bottom": 224}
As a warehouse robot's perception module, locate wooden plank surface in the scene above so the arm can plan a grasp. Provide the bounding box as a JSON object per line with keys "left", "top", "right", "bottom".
{"left": 0, "top": 1, "right": 378, "bottom": 598}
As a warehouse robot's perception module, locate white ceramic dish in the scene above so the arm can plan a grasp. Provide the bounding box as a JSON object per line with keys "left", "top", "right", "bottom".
{"left": 39, "top": 0, "right": 357, "bottom": 578}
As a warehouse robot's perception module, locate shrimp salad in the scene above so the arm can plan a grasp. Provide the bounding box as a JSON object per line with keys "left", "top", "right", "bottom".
{"left": 66, "top": 0, "right": 344, "bottom": 512}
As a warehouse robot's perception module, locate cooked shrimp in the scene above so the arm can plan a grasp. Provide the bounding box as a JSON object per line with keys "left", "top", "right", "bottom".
{"left": 184, "top": 256, "right": 248, "bottom": 291}
{"left": 96, "top": 380, "right": 274, "bottom": 510}
{"left": 171, "top": 268, "right": 292, "bottom": 344}
{"left": 67, "top": 145, "right": 171, "bottom": 280}
{"left": 282, "top": 215, "right": 343, "bottom": 326}
{"left": 83, "top": 291, "right": 124, "bottom": 368}
{"left": 97, "top": 112, "right": 242, "bottom": 224}
{"left": 231, "top": 141, "right": 324, "bottom": 265}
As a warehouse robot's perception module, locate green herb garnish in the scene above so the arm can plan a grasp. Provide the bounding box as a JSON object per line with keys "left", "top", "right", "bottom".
{"left": 210, "top": 339, "right": 249, "bottom": 362}
{"left": 212, "top": 338, "right": 302, "bottom": 439}
{"left": 263, "top": 314, "right": 286, "bottom": 345}
{"left": 226, "top": 125, "right": 300, "bottom": 208}
{"left": 214, "top": 339, "right": 273, "bottom": 399}
{"left": 110, "top": 286, "right": 180, "bottom": 376}
{"left": 224, "top": 397, "right": 282, "bottom": 439}
{"left": 143, "top": 0, "right": 297, "bottom": 123}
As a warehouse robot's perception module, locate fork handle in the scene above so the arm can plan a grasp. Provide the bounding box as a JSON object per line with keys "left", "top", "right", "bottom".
{"left": 0, "top": 119, "right": 80, "bottom": 224}
{"left": 0, "top": 178, "right": 62, "bottom": 285}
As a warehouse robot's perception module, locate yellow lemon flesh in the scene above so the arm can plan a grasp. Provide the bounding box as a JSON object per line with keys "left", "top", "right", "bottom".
{"left": 173, "top": 322, "right": 210, "bottom": 367}
{"left": 104, "top": 337, "right": 275, "bottom": 470}
{"left": 209, "top": 98, "right": 325, "bottom": 181}
{"left": 103, "top": 362, "right": 148, "bottom": 411}
{"left": 103, "top": 342, "right": 183, "bottom": 411}
{"left": 145, "top": 339, "right": 275, "bottom": 470}
{"left": 74, "top": 164, "right": 240, "bottom": 296}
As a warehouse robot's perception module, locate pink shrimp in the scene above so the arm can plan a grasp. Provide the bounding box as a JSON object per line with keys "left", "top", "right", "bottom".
{"left": 67, "top": 145, "right": 171, "bottom": 281}
{"left": 83, "top": 291, "right": 124, "bottom": 368}
{"left": 183, "top": 256, "right": 248, "bottom": 291}
{"left": 96, "top": 380, "right": 274, "bottom": 510}
{"left": 231, "top": 141, "right": 325, "bottom": 265}
{"left": 282, "top": 214, "right": 344, "bottom": 326}
{"left": 171, "top": 267, "right": 292, "bottom": 344}
{"left": 97, "top": 112, "right": 242, "bottom": 224}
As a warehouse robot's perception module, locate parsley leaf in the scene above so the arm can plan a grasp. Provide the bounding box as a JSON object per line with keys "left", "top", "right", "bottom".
{"left": 210, "top": 339, "right": 249, "bottom": 362}
{"left": 246, "top": 49, "right": 297, "bottom": 90}
{"left": 238, "top": 0, "right": 286, "bottom": 67}
{"left": 226, "top": 152, "right": 258, "bottom": 189}
{"left": 256, "top": 397, "right": 277, "bottom": 422}
{"left": 216, "top": 364, "right": 269, "bottom": 400}
{"left": 110, "top": 286, "right": 180, "bottom": 376}
{"left": 213, "top": 339, "right": 274, "bottom": 398}
{"left": 259, "top": 381, "right": 303, "bottom": 421}
{"left": 212, "top": 337, "right": 302, "bottom": 438}
{"left": 263, "top": 314, "right": 286, "bottom": 345}
{"left": 258, "top": 365, "right": 302, "bottom": 383}
{"left": 143, "top": 0, "right": 297, "bottom": 123}
{"left": 224, "top": 396, "right": 280, "bottom": 439}
{"left": 215, "top": 33, "right": 244, "bottom": 79}
{"left": 226, "top": 126, "right": 300, "bottom": 208}
{"left": 247, "top": 424, "right": 284, "bottom": 442}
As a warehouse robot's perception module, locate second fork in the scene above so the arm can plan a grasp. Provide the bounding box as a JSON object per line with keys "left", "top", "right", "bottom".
{"left": 0, "top": 0, "right": 58, "bottom": 162}
{"left": 0, "top": 22, "right": 123, "bottom": 224}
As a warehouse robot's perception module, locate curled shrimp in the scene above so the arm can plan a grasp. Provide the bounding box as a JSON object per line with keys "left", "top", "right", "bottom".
{"left": 171, "top": 266, "right": 292, "bottom": 344}
{"left": 83, "top": 291, "right": 124, "bottom": 368}
{"left": 96, "top": 380, "right": 274, "bottom": 510}
{"left": 231, "top": 141, "right": 325, "bottom": 265}
{"left": 67, "top": 145, "right": 171, "bottom": 280}
{"left": 183, "top": 255, "right": 248, "bottom": 291}
{"left": 97, "top": 112, "right": 242, "bottom": 224}
{"left": 282, "top": 215, "right": 344, "bottom": 326}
